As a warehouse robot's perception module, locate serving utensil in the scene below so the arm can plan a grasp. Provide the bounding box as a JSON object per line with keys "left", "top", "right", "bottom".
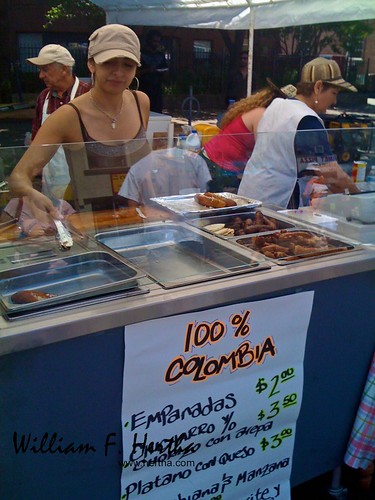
{"left": 136, "top": 207, "right": 147, "bottom": 219}
{"left": 53, "top": 219, "right": 73, "bottom": 250}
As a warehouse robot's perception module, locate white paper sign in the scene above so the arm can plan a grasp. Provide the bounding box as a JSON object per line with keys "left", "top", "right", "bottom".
{"left": 121, "top": 292, "right": 314, "bottom": 500}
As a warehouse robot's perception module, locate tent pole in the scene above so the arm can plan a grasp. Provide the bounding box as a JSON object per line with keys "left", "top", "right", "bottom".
{"left": 247, "top": 7, "right": 255, "bottom": 96}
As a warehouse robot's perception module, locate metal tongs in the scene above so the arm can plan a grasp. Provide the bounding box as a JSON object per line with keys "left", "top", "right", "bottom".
{"left": 53, "top": 219, "right": 73, "bottom": 250}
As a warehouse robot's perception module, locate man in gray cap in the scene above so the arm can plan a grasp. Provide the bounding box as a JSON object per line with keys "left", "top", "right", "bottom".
{"left": 27, "top": 44, "right": 90, "bottom": 139}
{"left": 26, "top": 44, "right": 90, "bottom": 197}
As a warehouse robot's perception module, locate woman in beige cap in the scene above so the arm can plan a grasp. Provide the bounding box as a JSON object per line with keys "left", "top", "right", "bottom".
{"left": 9, "top": 24, "right": 151, "bottom": 216}
{"left": 238, "top": 57, "right": 360, "bottom": 208}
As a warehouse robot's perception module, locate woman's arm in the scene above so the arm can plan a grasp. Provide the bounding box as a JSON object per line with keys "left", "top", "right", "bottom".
{"left": 9, "top": 106, "right": 80, "bottom": 217}
{"left": 295, "top": 116, "right": 360, "bottom": 195}
{"left": 241, "top": 107, "right": 265, "bottom": 135}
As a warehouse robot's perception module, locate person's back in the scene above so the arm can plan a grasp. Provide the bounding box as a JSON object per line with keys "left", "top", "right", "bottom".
{"left": 119, "top": 148, "right": 211, "bottom": 206}
{"left": 238, "top": 97, "right": 325, "bottom": 207}
{"left": 238, "top": 57, "right": 360, "bottom": 208}
{"left": 203, "top": 112, "right": 260, "bottom": 174}
{"left": 200, "top": 82, "right": 296, "bottom": 192}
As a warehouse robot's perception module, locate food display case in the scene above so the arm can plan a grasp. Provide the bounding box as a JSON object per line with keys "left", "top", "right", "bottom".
{"left": 95, "top": 221, "right": 270, "bottom": 288}
{"left": 0, "top": 132, "right": 374, "bottom": 499}
{"left": 0, "top": 250, "right": 148, "bottom": 321}
{"left": 187, "top": 207, "right": 296, "bottom": 237}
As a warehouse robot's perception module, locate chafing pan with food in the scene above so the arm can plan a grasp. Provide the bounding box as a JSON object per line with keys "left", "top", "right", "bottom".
{"left": 234, "top": 228, "right": 357, "bottom": 264}
{"left": 150, "top": 192, "right": 262, "bottom": 216}
{"left": 0, "top": 251, "right": 144, "bottom": 314}
{"left": 95, "top": 222, "right": 270, "bottom": 288}
{"left": 188, "top": 209, "right": 296, "bottom": 238}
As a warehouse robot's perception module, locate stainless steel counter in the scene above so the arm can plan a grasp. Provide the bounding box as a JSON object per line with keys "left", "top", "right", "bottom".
{"left": 1, "top": 241, "right": 374, "bottom": 356}
{"left": 1, "top": 217, "right": 374, "bottom": 497}
{"left": 1, "top": 205, "right": 374, "bottom": 356}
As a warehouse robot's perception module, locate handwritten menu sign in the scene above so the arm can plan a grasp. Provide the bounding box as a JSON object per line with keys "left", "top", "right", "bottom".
{"left": 121, "top": 292, "right": 314, "bottom": 500}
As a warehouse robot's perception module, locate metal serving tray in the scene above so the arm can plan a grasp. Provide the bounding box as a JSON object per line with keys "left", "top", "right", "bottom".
{"left": 234, "top": 228, "right": 357, "bottom": 265}
{"left": 95, "top": 222, "right": 270, "bottom": 288}
{"left": 2, "top": 287, "right": 149, "bottom": 322}
{"left": 0, "top": 233, "right": 91, "bottom": 273}
{"left": 188, "top": 209, "right": 296, "bottom": 239}
{"left": 150, "top": 192, "right": 262, "bottom": 216}
{"left": 0, "top": 251, "right": 143, "bottom": 313}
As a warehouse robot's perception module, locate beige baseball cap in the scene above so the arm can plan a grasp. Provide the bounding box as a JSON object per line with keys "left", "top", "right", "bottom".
{"left": 88, "top": 24, "right": 141, "bottom": 66}
{"left": 26, "top": 44, "right": 75, "bottom": 67}
{"left": 301, "top": 57, "right": 357, "bottom": 92}
{"left": 266, "top": 78, "right": 297, "bottom": 98}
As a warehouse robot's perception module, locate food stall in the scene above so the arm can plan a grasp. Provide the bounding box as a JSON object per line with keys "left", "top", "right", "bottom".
{"left": 0, "top": 132, "right": 374, "bottom": 499}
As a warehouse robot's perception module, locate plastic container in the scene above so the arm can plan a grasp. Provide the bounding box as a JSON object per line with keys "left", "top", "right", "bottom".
{"left": 176, "top": 134, "right": 186, "bottom": 149}
{"left": 367, "top": 166, "right": 375, "bottom": 182}
{"left": 352, "top": 161, "right": 367, "bottom": 182}
{"left": 194, "top": 123, "right": 220, "bottom": 146}
{"left": 175, "top": 134, "right": 187, "bottom": 158}
{"left": 185, "top": 129, "right": 201, "bottom": 153}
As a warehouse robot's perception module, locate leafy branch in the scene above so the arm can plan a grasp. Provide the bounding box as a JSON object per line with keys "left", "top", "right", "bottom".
{"left": 43, "top": 0, "right": 104, "bottom": 28}
{"left": 278, "top": 21, "right": 374, "bottom": 57}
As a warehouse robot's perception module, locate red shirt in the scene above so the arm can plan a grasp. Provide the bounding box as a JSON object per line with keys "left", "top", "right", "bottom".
{"left": 203, "top": 116, "right": 255, "bottom": 174}
{"left": 31, "top": 77, "right": 90, "bottom": 139}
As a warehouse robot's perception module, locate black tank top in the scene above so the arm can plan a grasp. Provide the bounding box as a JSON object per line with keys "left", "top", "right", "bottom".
{"left": 64, "top": 91, "right": 151, "bottom": 211}
{"left": 67, "top": 90, "right": 151, "bottom": 171}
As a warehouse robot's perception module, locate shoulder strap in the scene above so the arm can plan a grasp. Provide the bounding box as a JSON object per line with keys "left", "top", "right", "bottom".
{"left": 131, "top": 91, "right": 145, "bottom": 128}
{"left": 67, "top": 102, "right": 88, "bottom": 141}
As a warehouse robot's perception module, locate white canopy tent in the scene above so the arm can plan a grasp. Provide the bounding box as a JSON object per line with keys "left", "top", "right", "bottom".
{"left": 92, "top": 0, "right": 375, "bottom": 93}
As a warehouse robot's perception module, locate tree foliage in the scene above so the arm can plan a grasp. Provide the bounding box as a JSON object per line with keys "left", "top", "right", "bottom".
{"left": 278, "top": 20, "right": 374, "bottom": 57}
{"left": 333, "top": 21, "right": 374, "bottom": 55}
{"left": 44, "top": 0, "right": 104, "bottom": 28}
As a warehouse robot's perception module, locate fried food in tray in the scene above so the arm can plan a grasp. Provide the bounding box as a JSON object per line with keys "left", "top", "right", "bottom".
{"left": 195, "top": 192, "right": 237, "bottom": 209}
{"left": 193, "top": 210, "right": 294, "bottom": 238}
{"left": 236, "top": 229, "right": 354, "bottom": 262}
{"left": 223, "top": 211, "right": 279, "bottom": 235}
{"left": 11, "top": 290, "right": 57, "bottom": 304}
{"left": 150, "top": 192, "right": 261, "bottom": 216}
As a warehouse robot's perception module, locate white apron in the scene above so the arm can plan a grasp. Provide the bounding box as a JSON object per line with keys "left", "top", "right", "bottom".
{"left": 41, "top": 76, "right": 80, "bottom": 199}
{"left": 238, "top": 98, "right": 324, "bottom": 208}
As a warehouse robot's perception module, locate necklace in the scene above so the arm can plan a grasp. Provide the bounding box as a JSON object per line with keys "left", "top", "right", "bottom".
{"left": 89, "top": 90, "right": 124, "bottom": 129}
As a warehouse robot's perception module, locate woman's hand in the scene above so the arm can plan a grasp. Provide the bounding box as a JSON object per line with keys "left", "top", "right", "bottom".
{"left": 317, "top": 161, "right": 360, "bottom": 194}
{"left": 27, "top": 189, "right": 62, "bottom": 220}
{"left": 27, "top": 227, "right": 46, "bottom": 238}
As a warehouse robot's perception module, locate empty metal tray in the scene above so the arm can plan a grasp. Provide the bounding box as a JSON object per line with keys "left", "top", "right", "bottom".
{"left": 188, "top": 209, "right": 295, "bottom": 239}
{"left": 0, "top": 251, "right": 143, "bottom": 313}
{"left": 95, "top": 222, "right": 270, "bottom": 288}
